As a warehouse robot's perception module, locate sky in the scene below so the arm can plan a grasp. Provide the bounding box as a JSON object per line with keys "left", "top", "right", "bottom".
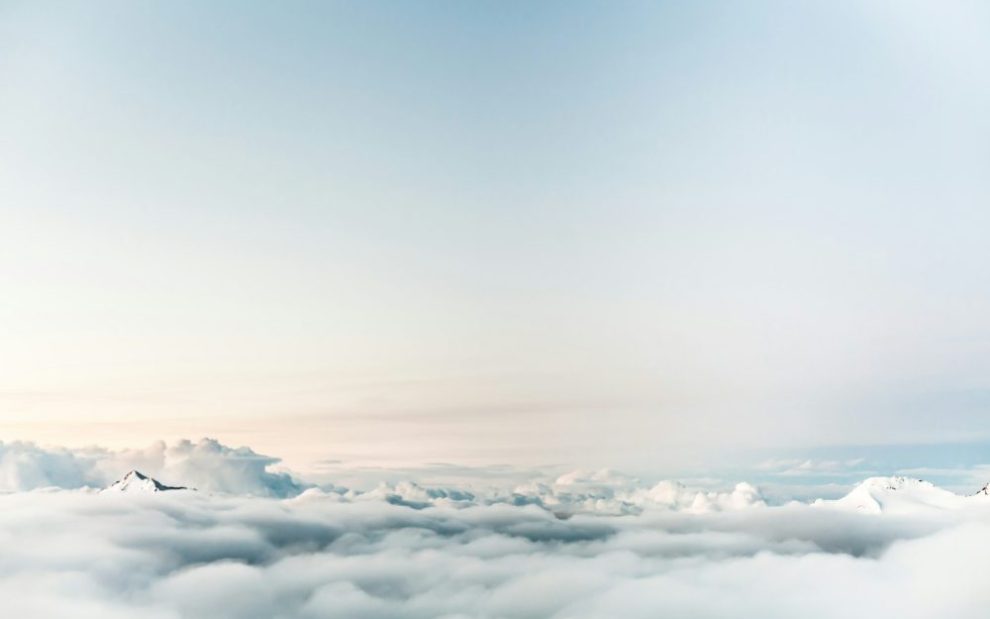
{"left": 1, "top": 1, "right": 989, "bottom": 473}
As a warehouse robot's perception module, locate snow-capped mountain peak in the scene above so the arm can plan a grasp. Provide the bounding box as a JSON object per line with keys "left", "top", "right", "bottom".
{"left": 102, "top": 470, "right": 189, "bottom": 493}
{"left": 817, "top": 476, "right": 965, "bottom": 514}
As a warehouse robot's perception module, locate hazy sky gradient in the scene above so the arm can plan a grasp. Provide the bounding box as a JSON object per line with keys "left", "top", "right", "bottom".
{"left": 2, "top": 1, "right": 989, "bottom": 470}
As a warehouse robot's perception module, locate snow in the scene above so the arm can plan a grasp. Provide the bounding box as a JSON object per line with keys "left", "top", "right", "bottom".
{"left": 815, "top": 476, "right": 980, "bottom": 514}
{"left": 101, "top": 470, "right": 189, "bottom": 494}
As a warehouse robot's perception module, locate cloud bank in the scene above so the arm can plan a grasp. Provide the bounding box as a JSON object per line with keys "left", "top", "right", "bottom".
{"left": 0, "top": 439, "right": 769, "bottom": 514}
{"left": 1, "top": 439, "right": 988, "bottom": 618}
{"left": 0, "top": 484, "right": 987, "bottom": 618}
{"left": 0, "top": 438, "right": 303, "bottom": 497}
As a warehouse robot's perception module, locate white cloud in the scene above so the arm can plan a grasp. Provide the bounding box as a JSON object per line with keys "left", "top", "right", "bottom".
{"left": 0, "top": 440, "right": 774, "bottom": 514}
{"left": 0, "top": 438, "right": 304, "bottom": 497}
{"left": 1, "top": 442, "right": 990, "bottom": 617}
{"left": 0, "top": 486, "right": 986, "bottom": 618}
{"left": 755, "top": 457, "right": 870, "bottom": 476}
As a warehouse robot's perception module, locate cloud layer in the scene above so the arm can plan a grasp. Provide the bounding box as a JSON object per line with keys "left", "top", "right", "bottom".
{"left": 0, "top": 484, "right": 987, "bottom": 618}
{"left": 1, "top": 439, "right": 989, "bottom": 617}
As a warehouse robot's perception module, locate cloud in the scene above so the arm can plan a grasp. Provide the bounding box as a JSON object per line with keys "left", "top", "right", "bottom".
{"left": 142, "top": 439, "right": 306, "bottom": 498}
{"left": 0, "top": 440, "right": 771, "bottom": 514}
{"left": 4, "top": 440, "right": 990, "bottom": 617}
{"left": 0, "top": 484, "right": 986, "bottom": 618}
{"left": 0, "top": 441, "right": 104, "bottom": 491}
{"left": 755, "top": 457, "right": 870, "bottom": 476}
{"left": 0, "top": 438, "right": 304, "bottom": 497}
{"left": 1, "top": 441, "right": 990, "bottom": 618}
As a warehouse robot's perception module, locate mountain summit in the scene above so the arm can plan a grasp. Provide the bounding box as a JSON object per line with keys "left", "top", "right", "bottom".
{"left": 817, "top": 476, "right": 965, "bottom": 514}
{"left": 102, "top": 470, "right": 189, "bottom": 493}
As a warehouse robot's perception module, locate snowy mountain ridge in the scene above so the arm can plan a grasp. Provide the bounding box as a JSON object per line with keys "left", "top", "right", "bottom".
{"left": 816, "top": 475, "right": 990, "bottom": 514}
{"left": 95, "top": 467, "right": 990, "bottom": 516}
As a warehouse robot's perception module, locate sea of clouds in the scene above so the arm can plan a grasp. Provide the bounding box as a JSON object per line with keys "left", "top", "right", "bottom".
{"left": 2, "top": 438, "right": 990, "bottom": 618}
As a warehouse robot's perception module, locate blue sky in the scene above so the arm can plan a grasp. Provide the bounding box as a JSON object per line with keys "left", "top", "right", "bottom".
{"left": 1, "top": 1, "right": 989, "bottom": 472}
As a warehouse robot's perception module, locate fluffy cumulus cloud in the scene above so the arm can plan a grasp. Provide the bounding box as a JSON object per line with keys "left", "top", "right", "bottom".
{"left": 0, "top": 486, "right": 988, "bottom": 618}
{"left": 1, "top": 440, "right": 989, "bottom": 618}
{"left": 0, "top": 439, "right": 766, "bottom": 513}
{"left": 0, "top": 438, "right": 303, "bottom": 497}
